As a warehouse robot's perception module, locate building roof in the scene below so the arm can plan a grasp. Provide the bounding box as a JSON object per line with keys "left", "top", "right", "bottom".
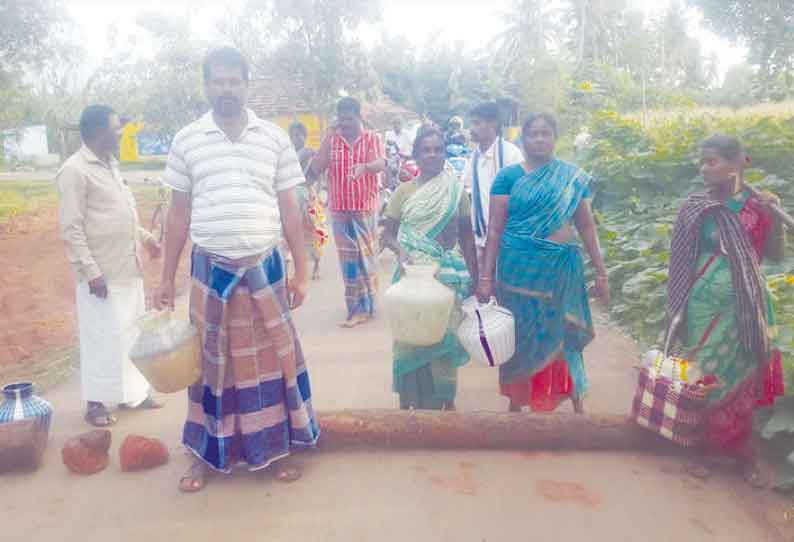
{"left": 248, "top": 76, "right": 313, "bottom": 118}
{"left": 248, "top": 76, "right": 419, "bottom": 131}
{"left": 363, "top": 96, "right": 419, "bottom": 131}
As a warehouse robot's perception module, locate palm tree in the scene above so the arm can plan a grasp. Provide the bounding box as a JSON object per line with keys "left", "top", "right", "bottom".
{"left": 567, "top": 0, "right": 628, "bottom": 65}
{"left": 491, "top": 0, "right": 558, "bottom": 74}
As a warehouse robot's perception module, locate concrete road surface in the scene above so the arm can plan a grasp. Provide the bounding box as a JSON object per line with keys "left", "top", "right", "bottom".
{"left": 1, "top": 242, "right": 791, "bottom": 542}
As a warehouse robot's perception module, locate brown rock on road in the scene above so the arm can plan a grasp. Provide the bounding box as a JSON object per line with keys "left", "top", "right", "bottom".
{"left": 1, "top": 244, "right": 791, "bottom": 542}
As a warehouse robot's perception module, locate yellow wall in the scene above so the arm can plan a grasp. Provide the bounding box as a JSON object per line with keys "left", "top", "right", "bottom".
{"left": 119, "top": 114, "right": 326, "bottom": 162}
{"left": 271, "top": 114, "right": 325, "bottom": 149}
{"left": 119, "top": 122, "right": 144, "bottom": 162}
{"left": 504, "top": 125, "right": 520, "bottom": 143}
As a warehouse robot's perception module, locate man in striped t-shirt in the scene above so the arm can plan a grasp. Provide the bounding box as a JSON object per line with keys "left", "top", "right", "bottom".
{"left": 311, "top": 97, "right": 386, "bottom": 327}
{"left": 154, "top": 47, "right": 319, "bottom": 492}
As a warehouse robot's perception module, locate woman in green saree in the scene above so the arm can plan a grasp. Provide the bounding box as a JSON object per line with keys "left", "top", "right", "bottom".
{"left": 381, "top": 126, "right": 479, "bottom": 410}
{"left": 668, "top": 135, "right": 785, "bottom": 487}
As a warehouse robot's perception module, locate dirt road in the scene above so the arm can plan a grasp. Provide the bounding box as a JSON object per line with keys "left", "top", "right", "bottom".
{"left": 2, "top": 243, "right": 792, "bottom": 541}
{"left": 0, "top": 186, "right": 189, "bottom": 369}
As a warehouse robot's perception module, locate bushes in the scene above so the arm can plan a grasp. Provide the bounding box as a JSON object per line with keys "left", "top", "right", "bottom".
{"left": 581, "top": 111, "right": 794, "bottom": 385}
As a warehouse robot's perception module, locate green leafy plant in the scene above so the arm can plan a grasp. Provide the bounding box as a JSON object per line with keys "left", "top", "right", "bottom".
{"left": 582, "top": 110, "right": 794, "bottom": 362}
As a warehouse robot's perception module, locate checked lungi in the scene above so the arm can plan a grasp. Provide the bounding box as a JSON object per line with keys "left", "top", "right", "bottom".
{"left": 331, "top": 210, "right": 379, "bottom": 320}
{"left": 184, "top": 246, "right": 320, "bottom": 473}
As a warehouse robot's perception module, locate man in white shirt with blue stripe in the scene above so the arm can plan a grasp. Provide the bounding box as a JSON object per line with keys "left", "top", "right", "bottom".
{"left": 463, "top": 102, "right": 524, "bottom": 261}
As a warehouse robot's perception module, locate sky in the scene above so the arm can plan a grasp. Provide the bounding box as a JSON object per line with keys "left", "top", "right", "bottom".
{"left": 65, "top": 0, "right": 746, "bottom": 79}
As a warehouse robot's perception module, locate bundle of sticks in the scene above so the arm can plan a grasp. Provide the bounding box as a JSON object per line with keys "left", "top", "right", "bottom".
{"left": 743, "top": 182, "right": 794, "bottom": 230}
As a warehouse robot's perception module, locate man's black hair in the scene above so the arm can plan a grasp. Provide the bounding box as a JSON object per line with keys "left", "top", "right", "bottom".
{"left": 470, "top": 102, "right": 502, "bottom": 124}
{"left": 202, "top": 47, "right": 250, "bottom": 82}
{"left": 79, "top": 105, "right": 116, "bottom": 143}
{"left": 337, "top": 97, "right": 362, "bottom": 118}
{"left": 289, "top": 122, "right": 308, "bottom": 137}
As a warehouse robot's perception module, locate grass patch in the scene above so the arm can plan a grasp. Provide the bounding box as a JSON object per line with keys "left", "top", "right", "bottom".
{"left": 0, "top": 181, "right": 161, "bottom": 224}
{"left": 0, "top": 181, "right": 57, "bottom": 222}
{"left": 119, "top": 159, "right": 166, "bottom": 171}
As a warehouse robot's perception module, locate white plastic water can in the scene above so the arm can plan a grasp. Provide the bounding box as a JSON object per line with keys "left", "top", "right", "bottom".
{"left": 457, "top": 297, "right": 516, "bottom": 367}
{"left": 384, "top": 264, "right": 455, "bottom": 346}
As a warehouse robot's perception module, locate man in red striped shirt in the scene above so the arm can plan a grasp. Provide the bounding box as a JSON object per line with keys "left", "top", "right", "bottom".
{"left": 312, "top": 97, "right": 386, "bottom": 327}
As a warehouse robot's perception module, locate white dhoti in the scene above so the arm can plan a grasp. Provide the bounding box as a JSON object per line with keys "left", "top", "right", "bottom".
{"left": 76, "top": 277, "right": 150, "bottom": 405}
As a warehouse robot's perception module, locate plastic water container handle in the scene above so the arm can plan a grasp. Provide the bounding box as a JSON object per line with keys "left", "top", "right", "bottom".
{"left": 474, "top": 306, "right": 496, "bottom": 367}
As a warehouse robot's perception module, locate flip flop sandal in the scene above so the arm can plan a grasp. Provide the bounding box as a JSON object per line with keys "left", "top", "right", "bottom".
{"left": 276, "top": 466, "right": 302, "bottom": 483}
{"left": 84, "top": 405, "right": 117, "bottom": 427}
{"left": 179, "top": 462, "right": 208, "bottom": 493}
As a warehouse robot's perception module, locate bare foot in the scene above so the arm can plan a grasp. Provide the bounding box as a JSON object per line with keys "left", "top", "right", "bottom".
{"left": 742, "top": 462, "right": 769, "bottom": 489}
{"left": 179, "top": 460, "right": 209, "bottom": 493}
{"left": 276, "top": 465, "right": 302, "bottom": 483}
{"left": 686, "top": 461, "right": 712, "bottom": 480}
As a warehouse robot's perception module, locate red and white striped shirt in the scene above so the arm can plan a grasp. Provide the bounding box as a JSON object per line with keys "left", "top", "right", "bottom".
{"left": 327, "top": 131, "right": 384, "bottom": 212}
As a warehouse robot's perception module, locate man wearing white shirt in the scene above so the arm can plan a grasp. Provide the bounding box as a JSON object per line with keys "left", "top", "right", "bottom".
{"left": 384, "top": 117, "right": 414, "bottom": 158}
{"left": 153, "top": 47, "right": 319, "bottom": 492}
{"left": 464, "top": 102, "right": 524, "bottom": 256}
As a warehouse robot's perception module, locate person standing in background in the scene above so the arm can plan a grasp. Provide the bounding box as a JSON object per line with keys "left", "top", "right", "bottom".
{"left": 311, "top": 97, "right": 386, "bottom": 328}
{"left": 56, "top": 104, "right": 162, "bottom": 428}
{"left": 464, "top": 102, "right": 524, "bottom": 262}
{"left": 381, "top": 125, "right": 478, "bottom": 410}
{"left": 444, "top": 116, "right": 468, "bottom": 147}
{"left": 290, "top": 121, "right": 329, "bottom": 280}
{"left": 385, "top": 117, "right": 414, "bottom": 158}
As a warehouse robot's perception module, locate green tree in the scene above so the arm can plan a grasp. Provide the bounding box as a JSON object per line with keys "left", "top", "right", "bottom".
{"left": 85, "top": 12, "right": 207, "bottom": 142}
{"left": 655, "top": 1, "right": 709, "bottom": 92}
{"left": 0, "top": 0, "right": 79, "bottom": 133}
{"left": 218, "top": 0, "right": 383, "bottom": 110}
{"left": 689, "top": 0, "right": 794, "bottom": 97}
{"left": 566, "top": 0, "right": 630, "bottom": 65}
{"left": 369, "top": 34, "right": 418, "bottom": 106}
{"left": 491, "top": 0, "right": 559, "bottom": 74}
{"left": 0, "top": 0, "right": 64, "bottom": 80}
{"left": 713, "top": 63, "right": 757, "bottom": 108}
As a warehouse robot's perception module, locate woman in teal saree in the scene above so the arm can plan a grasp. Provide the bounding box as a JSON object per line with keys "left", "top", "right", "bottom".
{"left": 477, "top": 113, "right": 609, "bottom": 414}
{"left": 381, "top": 126, "right": 479, "bottom": 410}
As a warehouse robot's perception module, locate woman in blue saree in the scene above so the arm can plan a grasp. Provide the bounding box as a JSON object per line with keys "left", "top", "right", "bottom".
{"left": 477, "top": 113, "right": 609, "bottom": 413}
{"left": 382, "top": 126, "right": 479, "bottom": 410}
